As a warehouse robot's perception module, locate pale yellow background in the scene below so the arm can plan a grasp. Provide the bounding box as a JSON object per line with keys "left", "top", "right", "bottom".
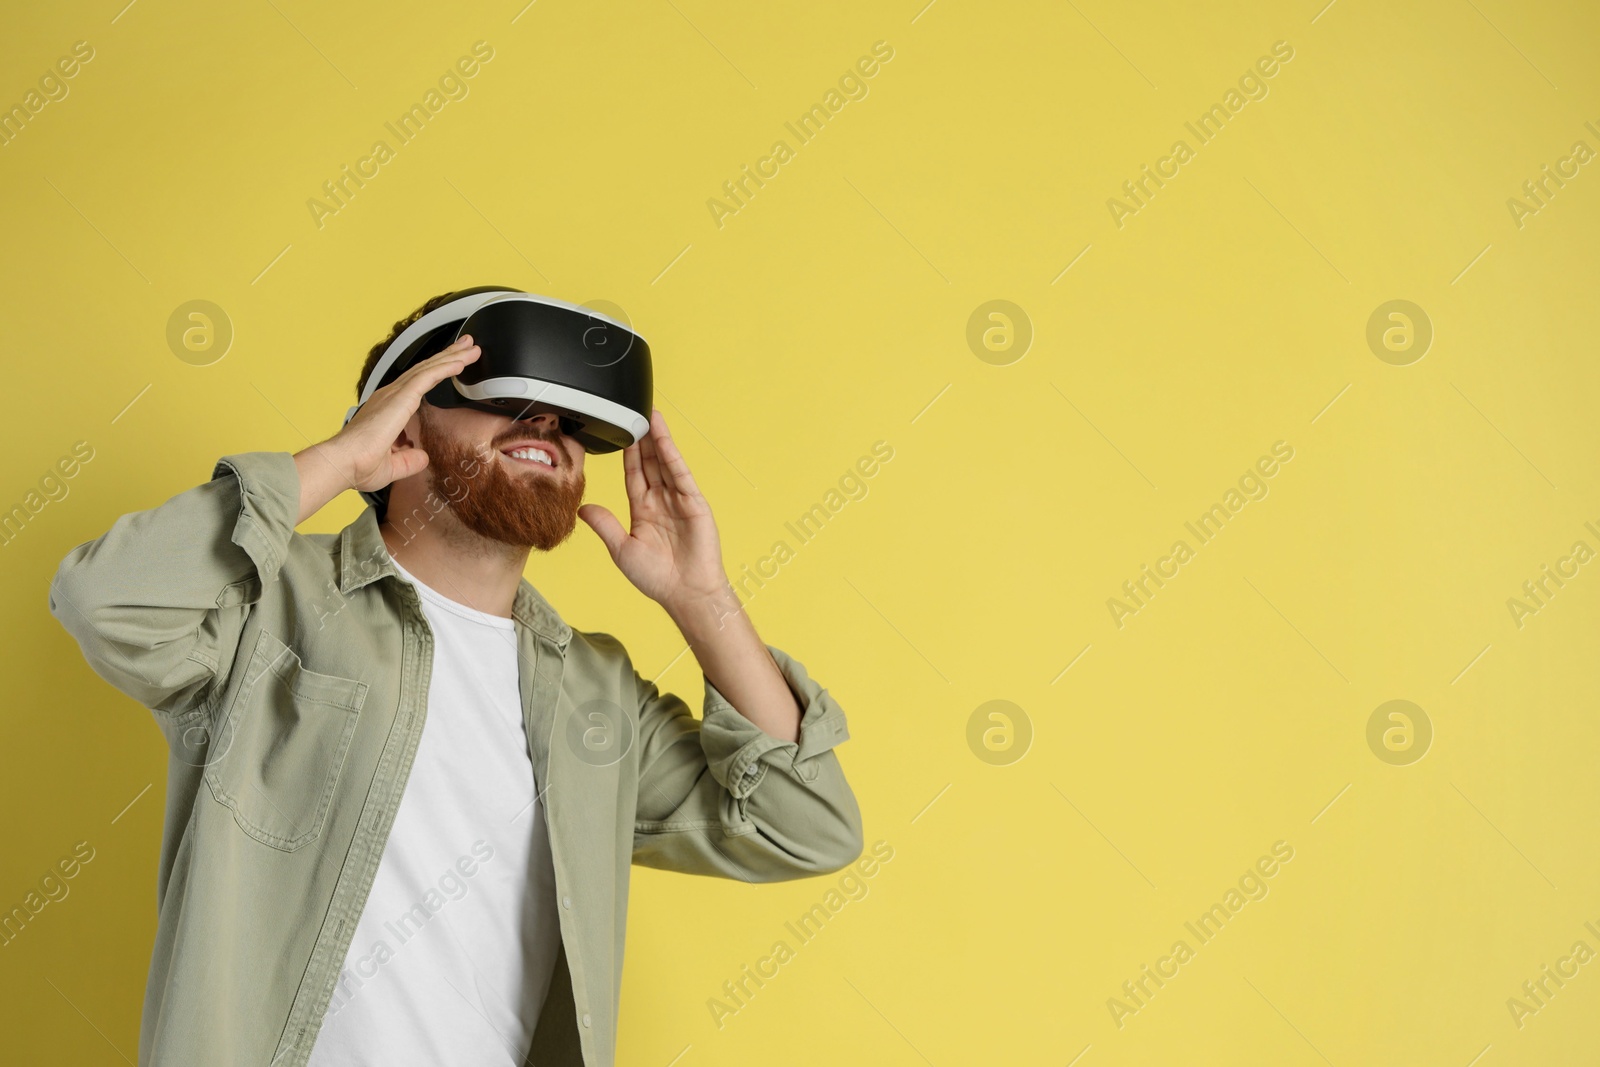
{"left": 3, "top": 0, "right": 1598, "bottom": 1063}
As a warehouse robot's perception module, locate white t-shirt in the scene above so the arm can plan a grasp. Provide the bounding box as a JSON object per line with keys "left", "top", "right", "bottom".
{"left": 307, "top": 555, "right": 563, "bottom": 1066}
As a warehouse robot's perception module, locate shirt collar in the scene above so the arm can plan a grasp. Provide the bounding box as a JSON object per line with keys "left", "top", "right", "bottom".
{"left": 337, "top": 505, "right": 573, "bottom": 646}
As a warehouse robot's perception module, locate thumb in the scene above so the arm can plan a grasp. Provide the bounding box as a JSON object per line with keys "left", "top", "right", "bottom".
{"left": 386, "top": 447, "right": 430, "bottom": 485}
{"left": 578, "top": 504, "right": 627, "bottom": 560}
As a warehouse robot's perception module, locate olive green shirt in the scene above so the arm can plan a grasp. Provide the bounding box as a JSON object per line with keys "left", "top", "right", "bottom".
{"left": 47, "top": 450, "right": 863, "bottom": 1066}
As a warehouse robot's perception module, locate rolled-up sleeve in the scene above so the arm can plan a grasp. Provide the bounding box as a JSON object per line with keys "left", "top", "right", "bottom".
{"left": 631, "top": 644, "right": 864, "bottom": 881}
{"left": 48, "top": 451, "right": 301, "bottom": 716}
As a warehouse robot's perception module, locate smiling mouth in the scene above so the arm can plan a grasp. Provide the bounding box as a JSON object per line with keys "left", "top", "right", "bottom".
{"left": 502, "top": 449, "right": 557, "bottom": 472}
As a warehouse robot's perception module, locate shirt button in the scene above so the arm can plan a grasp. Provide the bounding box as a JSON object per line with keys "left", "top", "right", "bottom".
{"left": 562, "top": 895, "right": 572, "bottom": 909}
{"left": 582, "top": 1012, "right": 592, "bottom": 1028}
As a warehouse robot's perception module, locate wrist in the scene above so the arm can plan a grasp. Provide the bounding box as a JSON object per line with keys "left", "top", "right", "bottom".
{"left": 663, "top": 580, "right": 744, "bottom": 635}
{"left": 292, "top": 440, "right": 355, "bottom": 524}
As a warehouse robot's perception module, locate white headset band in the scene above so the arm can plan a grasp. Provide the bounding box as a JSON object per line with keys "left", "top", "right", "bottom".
{"left": 453, "top": 376, "right": 650, "bottom": 442}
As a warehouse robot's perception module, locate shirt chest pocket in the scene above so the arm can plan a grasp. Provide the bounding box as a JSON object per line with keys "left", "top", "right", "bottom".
{"left": 204, "top": 627, "right": 368, "bottom": 852}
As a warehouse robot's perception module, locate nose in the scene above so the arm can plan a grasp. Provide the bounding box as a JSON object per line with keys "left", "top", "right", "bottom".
{"left": 513, "top": 409, "right": 561, "bottom": 427}
{"left": 514, "top": 409, "right": 583, "bottom": 442}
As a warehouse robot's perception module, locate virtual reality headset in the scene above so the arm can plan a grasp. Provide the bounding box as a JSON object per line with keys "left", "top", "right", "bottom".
{"left": 346, "top": 285, "right": 653, "bottom": 512}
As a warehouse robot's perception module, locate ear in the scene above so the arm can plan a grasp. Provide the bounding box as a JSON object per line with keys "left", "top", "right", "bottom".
{"left": 393, "top": 412, "right": 423, "bottom": 451}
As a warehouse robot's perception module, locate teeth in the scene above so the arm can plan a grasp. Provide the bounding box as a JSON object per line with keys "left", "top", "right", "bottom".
{"left": 507, "top": 448, "right": 552, "bottom": 466}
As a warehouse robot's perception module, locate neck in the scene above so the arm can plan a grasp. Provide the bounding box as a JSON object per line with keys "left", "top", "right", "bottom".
{"left": 378, "top": 505, "right": 530, "bottom": 619}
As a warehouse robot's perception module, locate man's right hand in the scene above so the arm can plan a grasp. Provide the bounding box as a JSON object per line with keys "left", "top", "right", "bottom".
{"left": 293, "top": 335, "right": 482, "bottom": 523}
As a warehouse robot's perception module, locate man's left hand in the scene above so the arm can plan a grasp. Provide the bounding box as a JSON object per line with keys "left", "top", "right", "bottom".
{"left": 577, "top": 408, "right": 731, "bottom": 613}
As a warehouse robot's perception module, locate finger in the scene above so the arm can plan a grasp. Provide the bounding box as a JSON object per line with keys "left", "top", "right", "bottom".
{"left": 645, "top": 409, "right": 677, "bottom": 493}
{"left": 374, "top": 339, "right": 478, "bottom": 405}
{"left": 390, "top": 334, "right": 473, "bottom": 381}
{"left": 651, "top": 412, "right": 701, "bottom": 499}
{"left": 621, "top": 439, "right": 647, "bottom": 506}
{"left": 359, "top": 347, "right": 480, "bottom": 431}
{"left": 391, "top": 340, "right": 480, "bottom": 394}
{"left": 387, "top": 446, "right": 430, "bottom": 482}
{"left": 637, "top": 413, "right": 664, "bottom": 490}
{"left": 577, "top": 503, "right": 627, "bottom": 560}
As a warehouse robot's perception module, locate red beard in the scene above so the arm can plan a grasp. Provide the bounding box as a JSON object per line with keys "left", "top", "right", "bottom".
{"left": 416, "top": 404, "right": 587, "bottom": 552}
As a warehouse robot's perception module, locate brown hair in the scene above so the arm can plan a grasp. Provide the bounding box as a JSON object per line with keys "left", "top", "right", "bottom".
{"left": 356, "top": 288, "right": 460, "bottom": 401}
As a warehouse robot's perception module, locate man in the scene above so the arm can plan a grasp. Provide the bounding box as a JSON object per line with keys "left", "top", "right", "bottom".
{"left": 47, "top": 291, "right": 864, "bottom": 1066}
